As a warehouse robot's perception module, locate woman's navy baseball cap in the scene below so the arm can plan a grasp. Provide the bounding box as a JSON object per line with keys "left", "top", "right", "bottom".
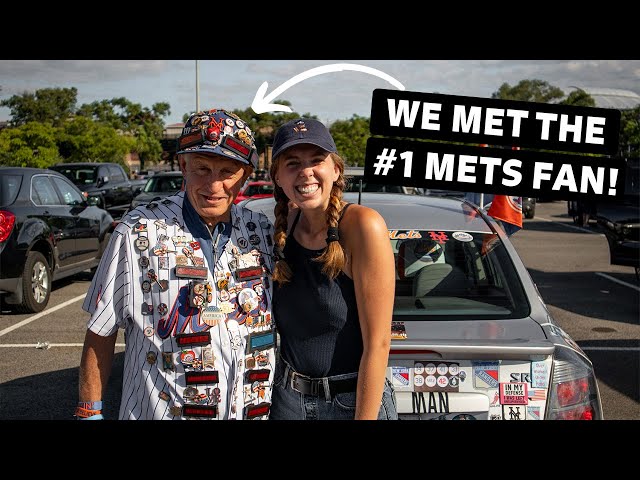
{"left": 177, "top": 109, "right": 259, "bottom": 169}
{"left": 271, "top": 118, "right": 337, "bottom": 160}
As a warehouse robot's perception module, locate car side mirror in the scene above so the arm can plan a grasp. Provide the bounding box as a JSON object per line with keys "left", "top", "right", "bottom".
{"left": 87, "top": 196, "right": 100, "bottom": 206}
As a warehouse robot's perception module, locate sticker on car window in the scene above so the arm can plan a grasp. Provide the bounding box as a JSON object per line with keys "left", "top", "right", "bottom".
{"left": 427, "top": 231, "right": 449, "bottom": 244}
{"left": 389, "top": 230, "right": 422, "bottom": 239}
{"left": 452, "top": 231, "right": 473, "bottom": 242}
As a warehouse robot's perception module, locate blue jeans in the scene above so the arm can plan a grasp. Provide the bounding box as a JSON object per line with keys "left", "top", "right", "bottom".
{"left": 269, "top": 357, "right": 398, "bottom": 420}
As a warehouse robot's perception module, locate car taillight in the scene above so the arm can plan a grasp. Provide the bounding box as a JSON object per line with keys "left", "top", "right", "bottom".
{"left": 0, "top": 210, "right": 16, "bottom": 243}
{"left": 546, "top": 347, "right": 603, "bottom": 420}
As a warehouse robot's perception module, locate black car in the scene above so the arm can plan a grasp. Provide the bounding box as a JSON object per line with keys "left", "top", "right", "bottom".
{"left": 595, "top": 158, "right": 640, "bottom": 274}
{"left": 0, "top": 167, "right": 115, "bottom": 313}
{"left": 50, "top": 162, "right": 135, "bottom": 211}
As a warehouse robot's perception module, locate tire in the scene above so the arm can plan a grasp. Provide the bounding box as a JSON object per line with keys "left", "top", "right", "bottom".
{"left": 15, "top": 251, "right": 51, "bottom": 314}
{"left": 524, "top": 209, "right": 535, "bottom": 219}
{"left": 578, "top": 212, "right": 590, "bottom": 227}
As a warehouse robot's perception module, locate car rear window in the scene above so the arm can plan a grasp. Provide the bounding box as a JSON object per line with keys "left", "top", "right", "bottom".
{"left": 0, "top": 174, "right": 23, "bottom": 206}
{"left": 144, "top": 175, "right": 183, "bottom": 193}
{"left": 243, "top": 183, "right": 274, "bottom": 196}
{"left": 392, "top": 230, "right": 530, "bottom": 320}
{"left": 51, "top": 166, "right": 98, "bottom": 185}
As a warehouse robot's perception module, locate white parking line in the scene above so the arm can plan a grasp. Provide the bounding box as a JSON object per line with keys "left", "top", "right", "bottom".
{"left": 0, "top": 294, "right": 87, "bottom": 338}
{"left": 0, "top": 343, "right": 126, "bottom": 348}
{"left": 535, "top": 216, "right": 601, "bottom": 235}
{"left": 595, "top": 272, "right": 640, "bottom": 292}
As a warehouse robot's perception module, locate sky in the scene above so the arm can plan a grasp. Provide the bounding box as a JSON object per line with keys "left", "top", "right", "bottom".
{"left": 1, "top": 60, "right": 639, "bottom": 126}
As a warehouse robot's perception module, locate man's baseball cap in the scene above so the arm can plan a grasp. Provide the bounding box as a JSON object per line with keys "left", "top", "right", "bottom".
{"left": 271, "top": 118, "right": 337, "bottom": 160}
{"left": 177, "top": 109, "right": 259, "bottom": 169}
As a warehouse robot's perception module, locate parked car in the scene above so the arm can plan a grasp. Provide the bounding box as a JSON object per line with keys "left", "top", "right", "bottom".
{"left": 234, "top": 180, "right": 275, "bottom": 204}
{"left": 595, "top": 157, "right": 640, "bottom": 274}
{"left": 567, "top": 199, "right": 597, "bottom": 227}
{"left": 50, "top": 162, "right": 135, "bottom": 212}
{"left": 130, "top": 171, "right": 184, "bottom": 210}
{"left": 244, "top": 192, "right": 603, "bottom": 420}
{"left": 0, "top": 167, "right": 115, "bottom": 313}
{"left": 344, "top": 166, "right": 415, "bottom": 194}
{"left": 130, "top": 178, "right": 148, "bottom": 196}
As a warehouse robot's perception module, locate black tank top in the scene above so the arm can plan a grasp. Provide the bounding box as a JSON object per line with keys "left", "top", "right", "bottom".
{"left": 272, "top": 204, "right": 362, "bottom": 377}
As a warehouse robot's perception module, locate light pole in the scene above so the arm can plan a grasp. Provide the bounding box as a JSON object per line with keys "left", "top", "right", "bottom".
{"left": 195, "top": 60, "right": 200, "bottom": 113}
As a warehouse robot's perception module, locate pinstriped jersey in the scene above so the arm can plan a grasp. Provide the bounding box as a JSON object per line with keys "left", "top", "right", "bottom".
{"left": 82, "top": 191, "right": 276, "bottom": 420}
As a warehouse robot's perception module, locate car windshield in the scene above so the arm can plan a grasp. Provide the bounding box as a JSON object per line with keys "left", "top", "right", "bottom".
{"left": 0, "top": 174, "right": 23, "bottom": 206}
{"left": 144, "top": 175, "right": 183, "bottom": 193}
{"left": 392, "top": 230, "right": 530, "bottom": 320}
{"left": 51, "top": 166, "right": 97, "bottom": 186}
{"left": 243, "top": 183, "right": 274, "bottom": 196}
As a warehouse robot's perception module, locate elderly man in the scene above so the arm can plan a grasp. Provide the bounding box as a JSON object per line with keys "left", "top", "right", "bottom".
{"left": 77, "top": 109, "right": 276, "bottom": 420}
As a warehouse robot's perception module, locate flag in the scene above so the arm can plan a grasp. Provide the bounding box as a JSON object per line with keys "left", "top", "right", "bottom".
{"left": 487, "top": 195, "right": 523, "bottom": 236}
{"left": 485, "top": 145, "right": 523, "bottom": 237}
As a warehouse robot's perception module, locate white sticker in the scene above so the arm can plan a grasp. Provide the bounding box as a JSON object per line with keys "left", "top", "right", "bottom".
{"left": 452, "top": 231, "right": 473, "bottom": 242}
{"left": 425, "top": 375, "right": 437, "bottom": 388}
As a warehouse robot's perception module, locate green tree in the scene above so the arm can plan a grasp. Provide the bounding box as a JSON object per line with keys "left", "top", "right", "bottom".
{"left": 0, "top": 121, "right": 63, "bottom": 168}
{"left": 492, "top": 79, "right": 564, "bottom": 103}
{"left": 560, "top": 89, "right": 596, "bottom": 107}
{"left": 57, "top": 116, "right": 136, "bottom": 166}
{"left": 0, "top": 87, "right": 78, "bottom": 127}
{"left": 77, "top": 98, "right": 171, "bottom": 169}
{"left": 330, "top": 115, "right": 370, "bottom": 166}
{"left": 619, "top": 105, "right": 640, "bottom": 159}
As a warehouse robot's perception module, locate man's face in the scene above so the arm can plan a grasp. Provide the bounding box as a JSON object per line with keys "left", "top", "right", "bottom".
{"left": 179, "top": 153, "right": 251, "bottom": 225}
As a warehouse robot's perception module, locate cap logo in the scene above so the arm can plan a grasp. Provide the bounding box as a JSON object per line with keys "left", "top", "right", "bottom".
{"left": 293, "top": 120, "right": 308, "bottom": 133}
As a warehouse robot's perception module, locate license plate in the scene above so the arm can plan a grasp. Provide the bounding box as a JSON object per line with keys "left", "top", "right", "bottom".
{"left": 396, "top": 391, "right": 490, "bottom": 417}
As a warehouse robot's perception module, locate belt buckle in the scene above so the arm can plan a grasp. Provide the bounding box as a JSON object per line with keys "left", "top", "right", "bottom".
{"left": 290, "top": 371, "right": 319, "bottom": 396}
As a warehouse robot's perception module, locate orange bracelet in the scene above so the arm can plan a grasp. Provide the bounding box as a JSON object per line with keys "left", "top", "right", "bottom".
{"left": 75, "top": 406, "right": 102, "bottom": 418}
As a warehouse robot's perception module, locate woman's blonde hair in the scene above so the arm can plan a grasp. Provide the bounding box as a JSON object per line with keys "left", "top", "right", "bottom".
{"left": 270, "top": 151, "right": 347, "bottom": 284}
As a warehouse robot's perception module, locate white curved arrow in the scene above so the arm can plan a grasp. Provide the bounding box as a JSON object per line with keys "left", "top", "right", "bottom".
{"left": 251, "top": 63, "right": 406, "bottom": 114}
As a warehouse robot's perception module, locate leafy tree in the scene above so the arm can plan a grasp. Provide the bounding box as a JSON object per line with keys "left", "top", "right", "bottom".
{"left": 77, "top": 98, "right": 171, "bottom": 169}
{"left": 57, "top": 116, "right": 136, "bottom": 166}
{"left": 560, "top": 89, "right": 596, "bottom": 107}
{"left": 492, "top": 79, "right": 564, "bottom": 104}
{"left": 0, "top": 87, "right": 78, "bottom": 127}
{"left": 330, "top": 115, "right": 370, "bottom": 166}
{"left": 0, "top": 121, "right": 63, "bottom": 168}
{"left": 619, "top": 105, "right": 640, "bottom": 159}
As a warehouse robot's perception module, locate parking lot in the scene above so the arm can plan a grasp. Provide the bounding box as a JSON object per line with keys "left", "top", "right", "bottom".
{"left": 0, "top": 200, "right": 638, "bottom": 420}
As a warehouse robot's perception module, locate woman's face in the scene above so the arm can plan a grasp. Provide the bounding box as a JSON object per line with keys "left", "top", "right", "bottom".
{"left": 273, "top": 144, "right": 339, "bottom": 211}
